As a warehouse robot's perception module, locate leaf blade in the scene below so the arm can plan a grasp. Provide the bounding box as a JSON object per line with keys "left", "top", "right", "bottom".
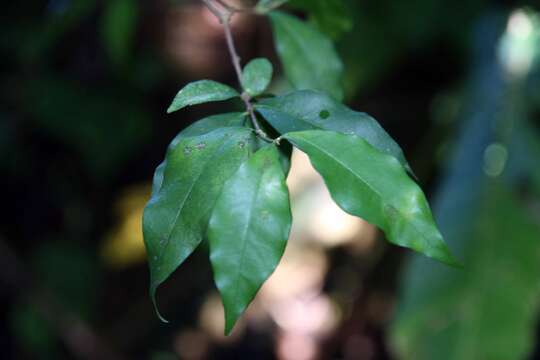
{"left": 208, "top": 145, "right": 292, "bottom": 334}
{"left": 241, "top": 58, "right": 273, "bottom": 97}
{"left": 151, "top": 112, "right": 247, "bottom": 196}
{"left": 269, "top": 11, "right": 344, "bottom": 100}
{"left": 167, "top": 80, "right": 239, "bottom": 114}
{"left": 143, "top": 127, "right": 254, "bottom": 319}
{"left": 284, "top": 130, "right": 455, "bottom": 265}
{"left": 256, "top": 90, "right": 413, "bottom": 175}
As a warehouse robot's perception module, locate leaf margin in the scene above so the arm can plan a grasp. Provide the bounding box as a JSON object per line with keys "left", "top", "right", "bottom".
{"left": 283, "top": 129, "right": 458, "bottom": 266}
{"left": 167, "top": 80, "right": 240, "bottom": 114}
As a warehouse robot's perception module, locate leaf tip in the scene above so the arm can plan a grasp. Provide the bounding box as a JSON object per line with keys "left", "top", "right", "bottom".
{"left": 157, "top": 310, "right": 170, "bottom": 324}
{"left": 166, "top": 105, "right": 177, "bottom": 114}
{"left": 224, "top": 314, "right": 238, "bottom": 336}
{"left": 150, "top": 284, "right": 170, "bottom": 323}
{"left": 152, "top": 300, "right": 170, "bottom": 323}
{"left": 430, "top": 245, "right": 463, "bottom": 269}
{"left": 445, "top": 256, "right": 464, "bottom": 269}
{"left": 222, "top": 302, "right": 243, "bottom": 336}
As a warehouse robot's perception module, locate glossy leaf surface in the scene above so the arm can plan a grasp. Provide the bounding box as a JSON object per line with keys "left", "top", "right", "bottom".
{"left": 150, "top": 112, "right": 247, "bottom": 196}
{"left": 252, "top": 117, "right": 293, "bottom": 175}
{"left": 269, "top": 11, "right": 344, "bottom": 100}
{"left": 208, "top": 145, "right": 291, "bottom": 334}
{"left": 167, "top": 80, "right": 239, "bottom": 114}
{"left": 143, "top": 127, "right": 254, "bottom": 319}
{"left": 256, "top": 90, "right": 412, "bottom": 174}
{"left": 241, "top": 58, "right": 273, "bottom": 97}
{"left": 284, "top": 130, "right": 455, "bottom": 265}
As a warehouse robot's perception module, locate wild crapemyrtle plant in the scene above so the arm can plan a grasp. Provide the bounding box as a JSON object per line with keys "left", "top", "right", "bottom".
{"left": 142, "top": 0, "right": 457, "bottom": 335}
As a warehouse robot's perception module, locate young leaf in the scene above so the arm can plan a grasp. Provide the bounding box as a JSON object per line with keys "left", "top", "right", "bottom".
{"left": 167, "top": 80, "right": 239, "bottom": 113}
{"left": 143, "top": 127, "right": 254, "bottom": 319}
{"left": 241, "top": 58, "right": 273, "bottom": 97}
{"left": 255, "top": 0, "right": 289, "bottom": 13}
{"left": 208, "top": 145, "right": 291, "bottom": 334}
{"left": 151, "top": 112, "right": 247, "bottom": 196}
{"left": 284, "top": 130, "right": 456, "bottom": 265}
{"left": 269, "top": 11, "right": 344, "bottom": 101}
{"left": 256, "top": 90, "right": 414, "bottom": 175}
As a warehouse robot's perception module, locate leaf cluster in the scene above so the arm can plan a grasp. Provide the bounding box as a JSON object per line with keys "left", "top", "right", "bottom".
{"left": 143, "top": 0, "right": 456, "bottom": 334}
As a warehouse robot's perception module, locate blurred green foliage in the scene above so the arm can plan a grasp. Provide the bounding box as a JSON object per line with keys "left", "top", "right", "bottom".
{"left": 102, "top": 0, "right": 139, "bottom": 65}
{"left": 1, "top": 0, "right": 540, "bottom": 358}
{"left": 25, "top": 76, "right": 151, "bottom": 180}
{"left": 392, "top": 10, "right": 540, "bottom": 360}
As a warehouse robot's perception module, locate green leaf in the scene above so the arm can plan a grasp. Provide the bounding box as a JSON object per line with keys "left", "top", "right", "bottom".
{"left": 150, "top": 112, "right": 247, "bottom": 196}
{"left": 255, "top": 0, "right": 289, "bottom": 13}
{"left": 253, "top": 136, "right": 292, "bottom": 176}
{"left": 251, "top": 115, "right": 293, "bottom": 175}
{"left": 241, "top": 58, "right": 273, "bottom": 97}
{"left": 168, "top": 112, "right": 247, "bottom": 147}
{"left": 150, "top": 162, "right": 166, "bottom": 198}
{"left": 269, "top": 11, "right": 344, "bottom": 101}
{"left": 143, "top": 127, "right": 255, "bottom": 320}
{"left": 167, "top": 80, "right": 239, "bottom": 114}
{"left": 208, "top": 145, "right": 291, "bottom": 334}
{"left": 392, "top": 184, "right": 540, "bottom": 360}
{"left": 284, "top": 130, "right": 455, "bottom": 265}
{"left": 288, "top": 0, "right": 353, "bottom": 39}
{"left": 256, "top": 90, "right": 413, "bottom": 175}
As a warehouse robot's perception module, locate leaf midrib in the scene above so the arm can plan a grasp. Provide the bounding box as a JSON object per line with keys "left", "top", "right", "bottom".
{"left": 230, "top": 166, "right": 265, "bottom": 311}
{"left": 184, "top": 90, "right": 236, "bottom": 106}
{"left": 156, "top": 134, "right": 237, "bottom": 264}
{"left": 292, "top": 135, "right": 432, "bottom": 245}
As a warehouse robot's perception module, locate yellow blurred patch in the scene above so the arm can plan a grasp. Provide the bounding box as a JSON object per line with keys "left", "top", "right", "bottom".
{"left": 101, "top": 184, "right": 151, "bottom": 268}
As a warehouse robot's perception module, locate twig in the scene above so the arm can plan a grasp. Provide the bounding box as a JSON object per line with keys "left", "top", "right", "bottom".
{"left": 202, "top": 0, "right": 274, "bottom": 142}
{"left": 242, "top": 93, "right": 274, "bottom": 142}
{"left": 216, "top": 0, "right": 253, "bottom": 13}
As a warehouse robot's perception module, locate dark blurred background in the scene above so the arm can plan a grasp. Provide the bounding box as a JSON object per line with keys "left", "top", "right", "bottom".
{"left": 2, "top": 0, "right": 540, "bottom": 359}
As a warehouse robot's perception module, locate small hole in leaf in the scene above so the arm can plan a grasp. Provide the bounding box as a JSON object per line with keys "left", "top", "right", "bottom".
{"left": 319, "top": 110, "right": 330, "bottom": 119}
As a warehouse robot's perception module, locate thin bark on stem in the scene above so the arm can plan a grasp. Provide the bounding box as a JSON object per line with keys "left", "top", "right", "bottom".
{"left": 222, "top": 18, "right": 244, "bottom": 84}
{"left": 201, "top": 0, "right": 222, "bottom": 18}
{"left": 202, "top": 0, "right": 274, "bottom": 143}
{"left": 215, "top": 0, "right": 252, "bottom": 13}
